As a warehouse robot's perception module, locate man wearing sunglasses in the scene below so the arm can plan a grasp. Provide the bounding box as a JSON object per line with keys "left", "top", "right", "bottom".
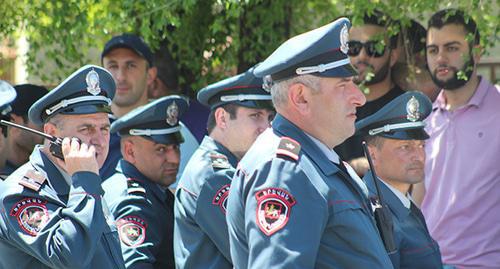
{"left": 335, "top": 11, "right": 404, "bottom": 176}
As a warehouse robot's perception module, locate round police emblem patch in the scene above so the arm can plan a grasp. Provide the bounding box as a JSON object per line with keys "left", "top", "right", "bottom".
{"left": 116, "top": 216, "right": 147, "bottom": 247}
{"left": 10, "top": 198, "right": 49, "bottom": 236}
{"left": 212, "top": 184, "right": 231, "bottom": 214}
{"left": 86, "top": 69, "right": 101, "bottom": 96}
{"left": 166, "top": 101, "right": 179, "bottom": 126}
{"left": 340, "top": 24, "right": 349, "bottom": 54}
{"left": 255, "top": 188, "right": 296, "bottom": 236}
{"left": 406, "top": 96, "right": 420, "bottom": 122}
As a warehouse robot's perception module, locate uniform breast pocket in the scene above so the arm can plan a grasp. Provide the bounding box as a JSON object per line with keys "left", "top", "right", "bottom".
{"left": 330, "top": 199, "right": 370, "bottom": 228}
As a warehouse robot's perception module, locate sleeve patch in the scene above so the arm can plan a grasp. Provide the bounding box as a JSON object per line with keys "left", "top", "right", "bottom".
{"left": 10, "top": 198, "right": 49, "bottom": 236}
{"left": 276, "top": 137, "right": 301, "bottom": 161}
{"left": 210, "top": 153, "right": 231, "bottom": 169}
{"left": 255, "top": 188, "right": 296, "bottom": 236}
{"left": 212, "top": 184, "right": 231, "bottom": 214}
{"left": 116, "top": 216, "right": 147, "bottom": 247}
{"left": 126, "top": 178, "right": 146, "bottom": 195}
{"left": 19, "top": 170, "right": 47, "bottom": 192}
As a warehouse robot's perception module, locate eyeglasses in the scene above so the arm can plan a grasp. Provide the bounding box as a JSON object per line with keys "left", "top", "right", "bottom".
{"left": 347, "top": 41, "right": 386, "bottom": 58}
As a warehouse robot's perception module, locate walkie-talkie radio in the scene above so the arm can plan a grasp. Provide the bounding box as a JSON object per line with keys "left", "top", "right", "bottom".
{"left": 0, "top": 120, "right": 81, "bottom": 160}
{"left": 362, "top": 141, "right": 397, "bottom": 254}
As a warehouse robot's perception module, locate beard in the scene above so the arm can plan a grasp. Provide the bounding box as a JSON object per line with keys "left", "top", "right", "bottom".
{"left": 429, "top": 55, "right": 475, "bottom": 91}
{"left": 353, "top": 57, "right": 391, "bottom": 86}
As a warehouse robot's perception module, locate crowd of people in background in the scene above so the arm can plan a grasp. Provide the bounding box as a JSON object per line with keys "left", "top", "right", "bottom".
{"left": 0, "top": 7, "right": 498, "bottom": 269}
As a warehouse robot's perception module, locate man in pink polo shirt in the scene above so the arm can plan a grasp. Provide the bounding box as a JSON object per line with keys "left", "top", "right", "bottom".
{"left": 414, "top": 9, "right": 500, "bottom": 269}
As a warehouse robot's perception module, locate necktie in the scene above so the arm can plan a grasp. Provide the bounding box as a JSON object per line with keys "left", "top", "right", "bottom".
{"left": 410, "top": 202, "right": 429, "bottom": 232}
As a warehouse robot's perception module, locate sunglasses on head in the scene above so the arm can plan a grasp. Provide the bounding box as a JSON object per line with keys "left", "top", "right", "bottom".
{"left": 347, "top": 41, "right": 387, "bottom": 58}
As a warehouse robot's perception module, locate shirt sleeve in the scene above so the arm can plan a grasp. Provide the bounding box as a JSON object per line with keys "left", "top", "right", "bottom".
{"left": 0, "top": 171, "right": 108, "bottom": 269}
{"left": 194, "top": 168, "right": 234, "bottom": 262}
{"left": 244, "top": 160, "right": 328, "bottom": 268}
{"left": 111, "top": 193, "right": 169, "bottom": 269}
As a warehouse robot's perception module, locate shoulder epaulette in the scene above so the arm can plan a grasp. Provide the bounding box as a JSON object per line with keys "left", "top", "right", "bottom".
{"left": 127, "top": 178, "right": 146, "bottom": 195}
{"left": 276, "top": 137, "right": 301, "bottom": 161}
{"left": 210, "top": 153, "right": 231, "bottom": 169}
{"left": 19, "top": 169, "right": 47, "bottom": 192}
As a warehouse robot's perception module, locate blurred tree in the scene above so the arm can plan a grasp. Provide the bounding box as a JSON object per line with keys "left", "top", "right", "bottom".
{"left": 0, "top": 0, "right": 498, "bottom": 95}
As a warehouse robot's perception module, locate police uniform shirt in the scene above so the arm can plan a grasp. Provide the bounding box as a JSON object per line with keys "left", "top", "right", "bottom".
{"left": 364, "top": 171, "right": 443, "bottom": 269}
{"left": 102, "top": 159, "right": 175, "bottom": 269}
{"left": 174, "top": 136, "right": 237, "bottom": 269}
{"left": 0, "top": 146, "right": 125, "bottom": 269}
{"left": 226, "top": 114, "right": 393, "bottom": 269}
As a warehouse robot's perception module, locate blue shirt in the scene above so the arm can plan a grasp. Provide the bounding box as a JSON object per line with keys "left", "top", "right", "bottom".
{"left": 103, "top": 159, "right": 175, "bottom": 269}
{"left": 0, "top": 146, "right": 125, "bottom": 269}
{"left": 174, "top": 136, "right": 237, "bottom": 269}
{"left": 364, "top": 171, "right": 443, "bottom": 269}
{"left": 226, "top": 114, "right": 393, "bottom": 269}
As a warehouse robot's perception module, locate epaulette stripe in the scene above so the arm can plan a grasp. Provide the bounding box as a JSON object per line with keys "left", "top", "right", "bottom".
{"left": 276, "top": 149, "right": 299, "bottom": 160}
{"left": 19, "top": 180, "right": 42, "bottom": 191}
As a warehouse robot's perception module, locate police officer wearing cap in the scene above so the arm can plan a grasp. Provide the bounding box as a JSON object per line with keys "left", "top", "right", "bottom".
{"left": 174, "top": 66, "right": 275, "bottom": 269}
{"left": 0, "top": 80, "right": 17, "bottom": 180}
{"left": 102, "top": 95, "right": 188, "bottom": 269}
{"left": 2, "top": 84, "right": 48, "bottom": 176}
{"left": 357, "top": 91, "right": 443, "bottom": 269}
{"left": 226, "top": 18, "right": 394, "bottom": 268}
{"left": 0, "top": 65, "right": 125, "bottom": 268}
{"left": 101, "top": 33, "right": 199, "bottom": 182}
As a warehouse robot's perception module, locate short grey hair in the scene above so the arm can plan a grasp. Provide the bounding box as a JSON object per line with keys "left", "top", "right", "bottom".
{"left": 271, "top": 74, "right": 321, "bottom": 109}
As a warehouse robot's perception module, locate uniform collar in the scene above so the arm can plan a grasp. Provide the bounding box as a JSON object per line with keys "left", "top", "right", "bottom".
{"left": 305, "top": 133, "right": 340, "bottom": 164}
{"left": 433, "top": 76, "right": 487, "bottom": 111}
{"left": 272, "top": 114, "right": 339, "bottom": 176}
{"left": 200, "top": 135, "right": 239, "bottom": 168}
{"left": 116, "top": 159, "right": 167, "bottom": 201}
{"left": 29, "top": 145, "right": 70, "bottom": 195}
{"left": 364, "top": 171, "right": 411, "bottom": 220}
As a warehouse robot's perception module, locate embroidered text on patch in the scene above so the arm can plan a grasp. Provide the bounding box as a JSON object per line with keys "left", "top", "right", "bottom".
{"left": 212, "top": 184, "right": 231, "bottom": 214}
{"left": 255, "top": 188, "right": 296, "bottom": 236}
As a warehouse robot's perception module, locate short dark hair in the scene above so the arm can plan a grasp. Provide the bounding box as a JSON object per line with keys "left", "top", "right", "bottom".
{"left": 363, "top": 10, "right": 399, "bottom": 49}
{"left": 428, "top": 9, "right": 480, "bottom": 45}
{"left": 364, "top": 135, "right": 385, "bottom": 149}
{"left": 206, "top": 104, "right": 238, "bottom": 134}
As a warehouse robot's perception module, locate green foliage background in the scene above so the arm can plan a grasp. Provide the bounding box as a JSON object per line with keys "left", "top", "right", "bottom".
{"left": 1, "top": 0, "right": 498, "bottom": 95}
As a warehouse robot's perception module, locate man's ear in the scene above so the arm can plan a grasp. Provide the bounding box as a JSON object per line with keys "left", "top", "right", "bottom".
{"left": 471, "top": 44, "right": 482, "bottom": 65}
{"left": 147, "top": 66, "right": 158, "bottom": 87}
{"left": 43, "top": 122, "right": 58, "bottom": 137}
{"left": 8, "top": 114, "right": 24, "bottom": 136}
{"left": 288, "top": 83, "right": 311, "bottom": 116}
{"left": 122, "top": 138, "right": 136, "bottom": 164}
{"left": 389, "top": 47, "right": 400, "bottom": 67}
{"left": 214, "top": 107, "right": 228, "bottom": 129}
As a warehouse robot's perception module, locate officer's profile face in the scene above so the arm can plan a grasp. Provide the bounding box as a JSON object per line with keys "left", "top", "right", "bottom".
{"left": 305, "top": 76, "right": 365, "bottom": 148}
{"left": 348, "top": 25, "right": 396, "bottom": 85}
{"left": 222, "top": 106, "right": 274, "bottom": 159}
{"left": 123, "top": 136, "right": 180, "bottom": 187}
{"left": 103, "top": 48, "right": 155, "bottom": 108}
{"left": 370, "top": 137, "right": 425, "bottom": 193}
{"left": 44, "top": 113, "right": 111, "bottom": 168}
{"left": 426, "top": 24, "right": 476, "bottom": 87}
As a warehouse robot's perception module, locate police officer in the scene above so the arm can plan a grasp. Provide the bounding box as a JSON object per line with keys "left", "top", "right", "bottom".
{"left": 225, "top": 18, "right": 394, "bottom": 268}
{"left": 0, "top": 65, "right": 125, "bottom": 268}
{"left": 101, "top": 33, "right": 199, "bottom": 181}
{"left": 174, "top": 67, "right": 274, "bottom": 268}
{"left": 2, "top": 84, "right": 48, "bottom": 176}
{"left": 357, "top": 91, "right": 443, "bottom": 268}
{"left": 103, "top": 95, "right": 188, "bottom": 268}
{"left": 0, "top": 80, "right": 17, "bottom": 180}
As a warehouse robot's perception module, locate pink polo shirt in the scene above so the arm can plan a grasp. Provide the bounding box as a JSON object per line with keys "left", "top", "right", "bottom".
{"left": 422, "top": 77, "right": 500, "bottom": 269}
